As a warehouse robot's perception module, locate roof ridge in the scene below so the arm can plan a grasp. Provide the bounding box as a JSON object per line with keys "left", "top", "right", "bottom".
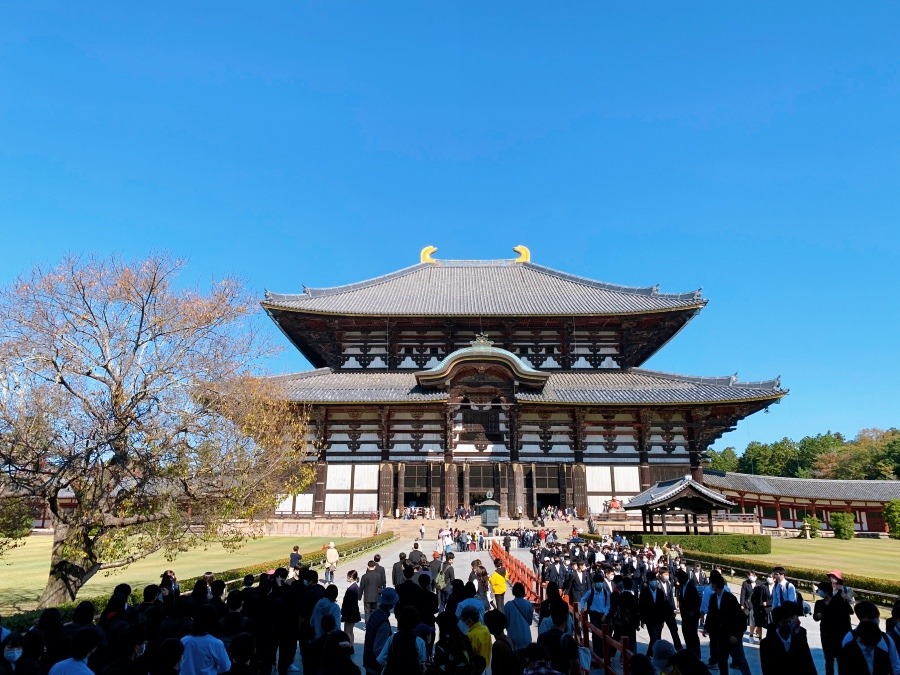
{"left": 725, "top": 472, "right": 900, "bottom": 485}
{"left": 633, "top": 368, "right": 783, "bottom": 390}
{"left": 524, "top": 262, "right": 705, "bottom": 301}
{"left": 266, "top": 263, "right": 428, "bottom": 301}
{"left": 266, "top": 368, "right": 334, "bottom": 380}
{"left": 263, "top": 259, "right": 706, "bottom": 303}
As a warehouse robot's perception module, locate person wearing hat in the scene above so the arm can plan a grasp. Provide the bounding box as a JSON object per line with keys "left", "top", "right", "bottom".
{"left": 760, "top": 601, "right": 816, "bottom": 675}
{"left": 650, "top": 639, "right": 677, "bottom": 674}
{"left": 324, "top": 542, "right": 339, "bottom": 584}
{"left": 813, "top": 573, "right": 853, "bottom": 675}
{"left": 362, "top": 588, "right": 399, "bottom": 675}
{"left": 704, "top": 570, "right": 751, "bottom": 675}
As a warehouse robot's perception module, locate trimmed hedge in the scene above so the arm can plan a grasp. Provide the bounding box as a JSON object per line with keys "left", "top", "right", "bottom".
{"left": 681, "top": 550, "right": 900, "bottom": 601}
{"left": 2, "top": 532, "right": 396, "bottom": 633}
{"left": 624, "top": 533, "right": 771, "bottom": 555}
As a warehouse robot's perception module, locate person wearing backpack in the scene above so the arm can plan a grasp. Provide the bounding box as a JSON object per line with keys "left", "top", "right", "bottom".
{"left": 771, "top": 566, "right": 797, "bottom": 610}
{"left": 435, "top": 555, "right": 455, "bottom": 612}
{"left": 489, "top": 559, "right": 508, "bottom": 612}
{"left": 377, "top": 606, "right": 426, "bottom": 675}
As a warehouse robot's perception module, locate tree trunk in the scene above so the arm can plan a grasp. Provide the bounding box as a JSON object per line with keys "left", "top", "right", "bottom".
{"left": 37, "top": 522, "right": 100, "bottom": 609}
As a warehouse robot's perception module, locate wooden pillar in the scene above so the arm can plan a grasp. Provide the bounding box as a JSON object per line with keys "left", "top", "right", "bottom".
{"left": 707, "top": 508, "right": 714, "bottom": 534}
{"left": 692, "top": 512, "right": 698, "bottom": 535}
{"left": 775, "top": 499, "right": 783, "bottom": 528}
{"left": 738, "top": 492, "right": 746, "bottom": 513}
{"left": 395, "top": 462, "right": 405, "bottom": 515}
{"left": 446, "top": 463, "right": 459, "bottom": 515}
{"left": 313, "top": 461, "right": 328, "bottom": 516}
{"left": 637, "top": 410, "right": 652, "bottom": 489}
{"left": 684, "top": 513, "right": 690, "bottom": 534}
{"left": 462, "top": 462, "right": 470, "bottom": 511}
{"left": 661, "top": 507, "right": 668, "bottom": 535}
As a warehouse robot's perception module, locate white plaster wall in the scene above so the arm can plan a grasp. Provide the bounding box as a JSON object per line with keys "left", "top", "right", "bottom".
{"left": 354, "top": 465, "right": 380, "bottom": 490}
{"left": 295, "top": 494, "right": 314, "bottom": 513}
{"left": 325, "top": 493, "right": 351, "bottom": 513}
{"left": 586, "top": 466, "right": 613, "bottom": 492}
{"left": 613, "top": 466, "right": 641, "bottom": 492}
{"left": 353, "top": 493, "right": 378, "bottom": 513}
{"left": 326, "top": 465, "right": 352, "bottom": 490}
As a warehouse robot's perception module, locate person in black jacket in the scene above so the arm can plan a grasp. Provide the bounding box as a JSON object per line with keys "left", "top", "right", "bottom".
{"left": 611, "top": 576, "right": 640, "bottom": 657}
{"left": 813, "top": 578, "right": 853, "bottom": 675}
{"left": 656, "top": 567, "right": 683, "bottom": 651}
{"left": 676, "top": 569, "right": 701, "bottom": 659}
{"left": 704, "top": 570, "right": 751, "bottom": 675}
{"left": 750, "top": 574, "right": 773, "bottom": 641}
{"left": 760, "top": 602, "right": 817, "bottom": 675}
{"left": 639, "top": 571, "right": 675, "bottom": 656}
{"left": 839, "top": 619, "right": 894, "bottom": 675}
{"left": 565, "top": 560, "right": 590, "bottom": 605}
{"left": 392, "top": 553, "right": 409, "bottom": 587}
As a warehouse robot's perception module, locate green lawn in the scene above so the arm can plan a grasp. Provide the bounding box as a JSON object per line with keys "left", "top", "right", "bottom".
{"left": 718, "top": 537, "right": 900, "bottom": 581}
{"left": 0, "top": 535, "right": 349, "bottom": 614}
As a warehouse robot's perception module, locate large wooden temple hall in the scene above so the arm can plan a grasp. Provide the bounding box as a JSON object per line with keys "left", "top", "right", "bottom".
{"left": 263, "top": 246, "right": 786, "bottom": 518}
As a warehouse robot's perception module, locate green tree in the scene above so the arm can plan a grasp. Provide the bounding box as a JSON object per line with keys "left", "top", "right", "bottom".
{"left": 884, "top": 500, "right": 900, "bottom": 540}
{"left": 829, "top": 512, "right": 856, "bottom": 540}
{"left": 706, "top": 447, "right": 739, "bottom": 472}
{"left": 737, "top": 438, "right": 801, "bottom": 476}
{"left": 0, "top": 255, "right": 313, "bottom": 606}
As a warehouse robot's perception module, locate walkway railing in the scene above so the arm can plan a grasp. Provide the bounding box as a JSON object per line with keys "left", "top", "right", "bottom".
{"left": 490, "top": 542, "right": 633, "bottom": 675}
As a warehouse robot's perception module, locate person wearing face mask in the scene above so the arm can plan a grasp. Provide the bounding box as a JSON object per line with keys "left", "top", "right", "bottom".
{"left": 656, "top": 568, "right": 683, "bottom": 652}
{"left": 639, "top": 571, "right": 670, "bottom": 657}
{"left": 99, "top": 625, "right": 147, "bottom": 675}
{"left": 840, "top": 601, "right": 900, "bottom": 675}
{"left": 580, "top": 571, "right": 612, "bottom": 658}
{"left": 751, "top": 573, "right": 773, "bottom": 642}
{"left": 1, "top": 634, "right": 25, "bottom": 675}
{"left": 704, "top": 570, "right": 751, "bottom": 675}
{"left": 676, "top": 569, "right": 702, "bottom": 660}
{"left": 813, "top": 574, "right": 853, "bottom": 675}
{"left": 760, "top": 602, "right": 817, "bottom": 675}
{"left": 739, "top": 571, "right": 757, "bottom": 640}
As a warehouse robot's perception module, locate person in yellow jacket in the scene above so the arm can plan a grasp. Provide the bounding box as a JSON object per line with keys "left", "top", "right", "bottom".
{"left": 461, "top": 606, "right": 491, "bottom": 673}
{"left": 489, "top": 558, "right": 508, "bottom": 611}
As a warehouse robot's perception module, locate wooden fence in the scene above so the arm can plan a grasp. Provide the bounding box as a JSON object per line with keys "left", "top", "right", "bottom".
{"left": 490, "top": 542, "right": 634, "bottom": 675}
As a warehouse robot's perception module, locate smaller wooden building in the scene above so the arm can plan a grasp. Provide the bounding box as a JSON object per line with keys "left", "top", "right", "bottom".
{"left": 625, "top": 475, "right": 736, "bottom": 534}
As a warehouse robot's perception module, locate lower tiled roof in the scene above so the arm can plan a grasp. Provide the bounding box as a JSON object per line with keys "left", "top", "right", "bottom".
{"left": 703, "top": 471, "right": 900, "bottom": 503}
{"left": 625, "top": 476, "right": 736, "bottom": 509}
{"left": 269, "top": 368, "right": 784, "bottom": 405}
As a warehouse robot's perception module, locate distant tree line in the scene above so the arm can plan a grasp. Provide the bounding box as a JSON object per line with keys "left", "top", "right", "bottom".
{"left": 706, "top": 429, "right": 900, "bottom": 480}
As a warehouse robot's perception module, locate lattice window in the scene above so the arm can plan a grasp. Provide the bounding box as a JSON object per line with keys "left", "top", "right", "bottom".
{"left": 403, "top": 464, "right": 428, "bottom": 490}
{"left": 461, "top": 409, "right": 503, "bottom": 443}
{"left": 533, "top": 465, "right": 558, "bottom": 489}
{"left": 469, "top": 465, "right": 494, "bottom": 491}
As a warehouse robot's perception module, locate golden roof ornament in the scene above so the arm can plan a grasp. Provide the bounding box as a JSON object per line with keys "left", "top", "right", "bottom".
{"left": 513, "top": 245, "right": 531, "bottom": 263}
{"left": 420, "top": 245, "right": 438, "bottom": 264}
{"left": 471, "top": 333, "right": 494, "bottom": 349}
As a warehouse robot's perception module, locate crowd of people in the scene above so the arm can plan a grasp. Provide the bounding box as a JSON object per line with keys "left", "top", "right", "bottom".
{"left": 2, "top": 529, "right": 900, "bottom": 675}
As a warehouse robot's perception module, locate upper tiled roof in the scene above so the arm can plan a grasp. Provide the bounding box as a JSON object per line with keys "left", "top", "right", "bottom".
{"left": 262, "top": 260, "right": 706, "bottom": 317}
{"left": 625, "top": 476, "right": 736, "bottom": 509}
{"left": 270, "top": 368, "right": 784, "bottom": 405}
{"left": 703, "top": 471, "right": 900, "bottom": 503}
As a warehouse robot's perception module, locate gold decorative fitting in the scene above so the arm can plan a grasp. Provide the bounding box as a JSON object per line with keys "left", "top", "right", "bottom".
{"left": 420, "top": 245, "right": 438, "bottom": 264}
{"left": 470, "top": 333, "right": 494, "bottom": 349}
{"left": 513, "top": 245, "right": 531, "bottom": 263}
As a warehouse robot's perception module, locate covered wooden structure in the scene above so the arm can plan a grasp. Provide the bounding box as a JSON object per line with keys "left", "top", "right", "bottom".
{"left": 625, "top": 475, "right": 736, "bottom": 535}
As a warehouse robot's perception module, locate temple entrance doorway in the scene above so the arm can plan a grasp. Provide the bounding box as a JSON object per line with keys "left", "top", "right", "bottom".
{"left": 524, "top": 464, "right": 561, "bottom": 518}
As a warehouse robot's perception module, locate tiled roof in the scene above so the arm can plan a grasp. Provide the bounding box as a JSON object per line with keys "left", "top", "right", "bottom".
{"left": 262, "top": 260, "right": 706, "bottom": 317}
{"left": 270, "top": 368, "right": 784, "bottom": 405}
{"left": 703, "top": 471, "right": 900, "bottom": 503}
{"left": 625, "top": 476, "right": 736, "bottom": 509}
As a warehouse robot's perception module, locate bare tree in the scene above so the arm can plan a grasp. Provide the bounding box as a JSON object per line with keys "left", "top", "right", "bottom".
{"left": 0, "top": 254, "right": 311, "bottom": 607}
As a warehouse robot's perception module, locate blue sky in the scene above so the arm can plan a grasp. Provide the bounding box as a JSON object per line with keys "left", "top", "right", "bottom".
{"left": 1, "top": 4, "right": 897, "bottom": 451}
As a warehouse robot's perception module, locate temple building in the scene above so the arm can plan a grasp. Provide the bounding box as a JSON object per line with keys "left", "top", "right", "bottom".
{"left": 262, "top": 246, "right": 786, "bottom": 518}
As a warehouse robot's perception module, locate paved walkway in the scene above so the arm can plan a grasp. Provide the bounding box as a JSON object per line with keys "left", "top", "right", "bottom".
{"left": 296, "top": 528, "right": 836, "bottom": 674}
